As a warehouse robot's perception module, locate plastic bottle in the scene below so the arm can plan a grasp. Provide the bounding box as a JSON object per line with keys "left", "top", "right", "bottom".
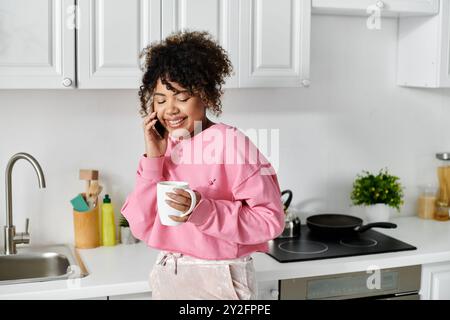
{"left": 101, "top": 194, "right": 116, "bottom": 246}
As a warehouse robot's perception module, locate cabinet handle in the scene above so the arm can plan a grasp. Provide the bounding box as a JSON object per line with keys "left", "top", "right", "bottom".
{"left": 376, "top": 1, "right": 385, "bottom": 9}
{"left": 62, "top": 78, "right": 73, "bottom": 87}
{"left": 270, "top": 289, "right": 279, "bottom": 298}
{"left": 301, "top": 79, "right": 311, "bottom": 87}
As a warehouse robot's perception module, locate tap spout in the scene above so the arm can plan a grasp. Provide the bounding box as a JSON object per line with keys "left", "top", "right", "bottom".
{"left": 5, "top": 153, "right": 46, "bottom": 228}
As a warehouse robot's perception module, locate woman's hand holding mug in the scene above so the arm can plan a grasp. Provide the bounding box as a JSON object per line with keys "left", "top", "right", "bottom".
{"left": 157, "top": 181, "right": 201, "bottom": 226}
{"left": 166, "top": 188, "right": 202, "bottom": 223}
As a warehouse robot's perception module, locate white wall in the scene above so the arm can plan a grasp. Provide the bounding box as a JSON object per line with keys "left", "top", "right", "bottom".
{"left": 1, "top": 15, "right": 450, "bottom": 247}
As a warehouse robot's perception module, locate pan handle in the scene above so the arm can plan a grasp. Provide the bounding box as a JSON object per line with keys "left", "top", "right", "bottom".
{"left": 281, "top": 190, "right": 293, "bottom": 210}
{"left": 357, "top": 222, "right": 397, "bottom": 233}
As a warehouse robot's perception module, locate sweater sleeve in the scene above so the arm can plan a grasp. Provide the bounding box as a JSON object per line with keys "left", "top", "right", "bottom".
{"left": 187, "top": 164, "right": 285, "bottom": 245}
{"left": 120, "top": 155, "right": 165, "bottom": 242}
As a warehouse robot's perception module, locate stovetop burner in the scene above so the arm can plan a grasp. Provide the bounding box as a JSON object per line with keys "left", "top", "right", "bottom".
{"left": 267, "top": 225, "right": 416, "bottom": 263}
{"left": 339, "top": 237, "right": 378, "bottom": 248}
{"left": 278, "top": 240, "right": 329, "bottom": 254}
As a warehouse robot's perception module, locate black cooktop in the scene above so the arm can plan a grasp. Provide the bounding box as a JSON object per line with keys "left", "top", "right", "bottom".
{"left": 267, "top": 225, "right": 417, "bottom": 263}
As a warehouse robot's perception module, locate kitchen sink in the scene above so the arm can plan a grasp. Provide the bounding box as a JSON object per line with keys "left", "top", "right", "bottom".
{"left": 0, "top": 244, "right": 88, "bottom": 285}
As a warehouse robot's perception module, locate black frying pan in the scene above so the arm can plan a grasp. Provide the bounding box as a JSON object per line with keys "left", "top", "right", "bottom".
{"left": 306, "top": 214, "right": 397, "bottom": 237}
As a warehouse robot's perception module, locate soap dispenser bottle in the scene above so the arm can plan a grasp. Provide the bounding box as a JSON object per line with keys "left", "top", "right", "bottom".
{"left": 101, "top": 194, "right": 116, "bottom": 246}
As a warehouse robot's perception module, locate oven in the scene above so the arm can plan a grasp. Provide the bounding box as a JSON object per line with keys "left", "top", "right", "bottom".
{"left": 279, "top": 265, "right": 421, "bottom": 300}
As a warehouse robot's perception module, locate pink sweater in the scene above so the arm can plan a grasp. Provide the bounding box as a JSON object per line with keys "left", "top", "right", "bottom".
{"left": 121, "top": 122, "right": 285, "bottom": 260}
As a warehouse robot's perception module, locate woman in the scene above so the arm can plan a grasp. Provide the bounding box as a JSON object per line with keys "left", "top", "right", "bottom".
{"left": 121, "top": 30, "right": 285, "bottom": 300}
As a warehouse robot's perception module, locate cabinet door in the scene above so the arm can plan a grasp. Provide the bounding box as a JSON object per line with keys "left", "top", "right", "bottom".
{"left": 397, "top": 0, "right": 450, "bottom": 88}
{"left": 431, "top": 271, "right": 450, "bottom": 300}
{"left": 0, "top": 0, "right": 76, "bottom": 89}
{"left": 77, "top": 0, "right": 160, "bottom": 88}
{"left": 161, "top": 0, "right": 239, "bottom": 88}
{"left": 239, "top": 0, "right": 311, "bottom": 87}
{"left": 312, "top": 0, "right": 439, "bottom": 17}
{"left": 435, "top": 0, "right": 450, "bottom": 87}
{"left": 421, "top": 262, "right": 450, "bottom": 300}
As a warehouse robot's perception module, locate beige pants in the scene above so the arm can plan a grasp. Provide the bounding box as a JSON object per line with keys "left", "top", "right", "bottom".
{"left": 149, "top": 251, "right": 258, "bottom": 300}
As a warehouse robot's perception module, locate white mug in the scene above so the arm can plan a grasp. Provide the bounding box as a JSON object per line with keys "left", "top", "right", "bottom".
{"left": 156, "top": 181, "right": 197, "bottom": 226}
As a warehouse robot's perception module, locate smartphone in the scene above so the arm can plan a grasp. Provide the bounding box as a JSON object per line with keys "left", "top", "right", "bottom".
{"left": 147, "top": 103, "right": 166, "bottom": 138}
{"left": 154, "top": 117, "right": 166, "bottom": 138}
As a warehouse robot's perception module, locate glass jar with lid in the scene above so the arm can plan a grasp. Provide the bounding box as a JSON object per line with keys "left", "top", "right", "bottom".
{"left": 417, "top": 185, "right": 437, "bottom": 219}
{"left": 435, "top": 201, "right": 449, "bottom": 221}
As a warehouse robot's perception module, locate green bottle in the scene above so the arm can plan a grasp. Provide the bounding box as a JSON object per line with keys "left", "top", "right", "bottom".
{"left": 101, "top": 194, "right": 116, "bottom": 246}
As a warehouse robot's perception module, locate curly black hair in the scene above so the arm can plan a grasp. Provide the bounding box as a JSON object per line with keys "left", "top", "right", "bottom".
{"left": 138, "top": 30, "right": 233, "bottom": 118}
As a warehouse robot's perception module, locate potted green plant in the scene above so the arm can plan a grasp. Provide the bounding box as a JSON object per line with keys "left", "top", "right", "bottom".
{"left": 119, "top": 214, "right": 139, "bottom": 244}
{"left": 350, "top": 168, "right": 404, "bottom": 222}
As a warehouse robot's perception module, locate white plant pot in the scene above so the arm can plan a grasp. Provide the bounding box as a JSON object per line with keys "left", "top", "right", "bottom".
{"left": 120, "top": 227, "right": 139, "bottom": 244}
{"left": 365, "top": 204, "right": 391, "bottom": 223}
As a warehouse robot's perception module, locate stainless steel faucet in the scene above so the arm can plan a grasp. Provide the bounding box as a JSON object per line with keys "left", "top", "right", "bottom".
{"left": 4, "top": 153, "right": 46, "bottom": 255}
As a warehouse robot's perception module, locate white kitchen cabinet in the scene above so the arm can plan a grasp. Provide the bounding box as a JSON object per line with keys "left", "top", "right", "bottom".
{"left": 397, "top": 0, "right": 450, "bottom": 88}
{"left": 238, "top": 0, "right": 311, "bottom": 88}
{"left": 77, "top": 0, "right": 161, "bottom": 88}
{"left": 257, "top": 280, "right": 279, "bottom": 300}
{"left": 0, "top": 0, "right": 76, "bottom": 89}
{"left": 420, "top": 262, "right": 450, "bottom": 300}
{"left": 0, "top": 0, "right": 311, "bottom": 89}
{"left": 312, "top": 0, "right": 439, "bottom": 17}
{"left": 161, "top": 0, "right": 239, "bottom": 88}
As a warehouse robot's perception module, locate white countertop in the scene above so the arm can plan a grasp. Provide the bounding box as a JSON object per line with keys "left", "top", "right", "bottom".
{"left": 1, "top": 216, "right": 450, "bottom": 299}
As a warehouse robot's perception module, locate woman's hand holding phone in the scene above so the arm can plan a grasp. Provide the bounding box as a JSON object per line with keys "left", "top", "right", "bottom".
{"left": 143, "top": 111, "right": 168, "bottom": 158}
